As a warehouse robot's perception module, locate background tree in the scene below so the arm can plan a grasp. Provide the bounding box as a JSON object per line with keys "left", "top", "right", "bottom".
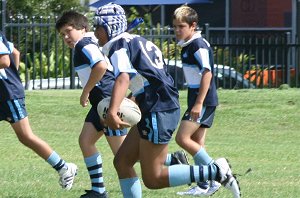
{"left": 6, "top": 0, "right": 87, "bottom": 17}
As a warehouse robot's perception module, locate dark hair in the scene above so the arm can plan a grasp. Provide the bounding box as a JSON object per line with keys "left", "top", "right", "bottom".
{"left": 56, "top": 11, "right": 89, "bottom": 31}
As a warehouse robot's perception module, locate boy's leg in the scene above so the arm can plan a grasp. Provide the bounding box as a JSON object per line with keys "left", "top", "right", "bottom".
{"left": 11, "top": 116, "right": 77, "bottom": 190}
{"left": 114, "top": 126, "right": 141, "bottom": 197}
{"left": 104, "top": 126, "right": 127, "bottom": 155}
{"left": 134, "top": 138, "right": 241, "bottom": 198}
{"left": 105, "top": 135, "right": 126, "bottom": 155}
{"left": 176, "top": 108, "right": 221, "bottom": 196}
{"left": 139, "top": 135, "right": 238, "bottom": 190}
{"left": 11, "top": 117, "right": 53, "bottom": 159}
{"left": 79, "top": 122, "right": 107, "bottom": 197}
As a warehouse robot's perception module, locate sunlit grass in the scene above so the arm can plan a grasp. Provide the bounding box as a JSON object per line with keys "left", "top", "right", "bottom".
{"left": 0, "top": 89, "right": 299, "bottom": 197}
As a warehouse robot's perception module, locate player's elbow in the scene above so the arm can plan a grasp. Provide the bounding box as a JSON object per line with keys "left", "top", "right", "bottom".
{"left": 12, "top": 48, "right": 20, "bottom": 58}
{"left": 0, "top": 55, "right": 11, "bottom": 68}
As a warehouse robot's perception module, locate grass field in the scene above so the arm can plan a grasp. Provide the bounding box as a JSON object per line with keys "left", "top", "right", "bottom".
{"left": 0, "top": 89, "right": 299, "bottom": 198}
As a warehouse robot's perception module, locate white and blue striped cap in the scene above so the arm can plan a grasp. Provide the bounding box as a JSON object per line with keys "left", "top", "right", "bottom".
{"left": 94, "top": 3, "right": 127, "bottom": 40}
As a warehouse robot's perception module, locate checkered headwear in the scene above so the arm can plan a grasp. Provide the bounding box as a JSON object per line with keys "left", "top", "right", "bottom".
{"left": 94, "top": 3, "right": 127, "bottom": 40}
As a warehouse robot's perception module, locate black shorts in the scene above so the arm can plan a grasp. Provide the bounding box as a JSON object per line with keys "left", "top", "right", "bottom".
{"left": 137, "top": 108, "right": 180, "bottom": 144}
{"left": 181, "top": 106, "right": 216, "bottom": 128}
{"left": 85, "top": 106, "right": 127, "bottom": 136}
{"left": 0, "top": 98, "right": 28, "bottom": 123}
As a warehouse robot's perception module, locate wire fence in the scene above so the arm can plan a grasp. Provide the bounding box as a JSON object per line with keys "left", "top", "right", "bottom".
{"left": 2, "top": 15, "right": 299, "bottom": 90}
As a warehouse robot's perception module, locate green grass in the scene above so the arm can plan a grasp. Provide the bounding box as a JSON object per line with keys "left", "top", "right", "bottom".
{"left": 0, "top": 89, "right": 300, "bottom": 198}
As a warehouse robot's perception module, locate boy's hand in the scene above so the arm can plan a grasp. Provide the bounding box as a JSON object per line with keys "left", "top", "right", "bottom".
{"left": 80, "top": 91, "right": 90, "bottom": 107}
{"left": 105, "top": 111, "right": 131, "bottom": 130}
{"left": 190, "top": 103, "right": 203, "bottom": 122}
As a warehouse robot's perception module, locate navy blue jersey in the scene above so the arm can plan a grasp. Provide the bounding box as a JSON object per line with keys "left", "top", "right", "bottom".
{"left": 102, "top": 32, "right": 179, "bottom": 113}
{"left": 180, "top": 32, "right": 218, "bottom": 106}
{"left": 0, "top": 32, "right": 24, "bottom": 102}
{"left": 73, "top": 34, "right": 115, "bottom": 107}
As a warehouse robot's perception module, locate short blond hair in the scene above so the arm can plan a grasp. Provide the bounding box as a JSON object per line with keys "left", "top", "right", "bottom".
{"left": 173, "top": 5, "right": 198, "bottom": 26}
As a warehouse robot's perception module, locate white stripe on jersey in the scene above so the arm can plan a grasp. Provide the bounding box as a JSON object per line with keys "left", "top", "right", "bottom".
{"left": 182, "top": 48, "right": 212, "bottom": 88}
{"left": 0, "top": 69, "right": 8, "bottom": 79}
{"left": 0, "top": 41, "right": 12, "bottom": 54}
{"left": 129, "top": 73, "right": 149, "bottom": 96}
{"left": 110, "top": 48, "right": 136, "bottom": 76}
{"left": 194, "top": 48, "right": 212, "bottom": 71}
{"left": 75, "top": 64, "right": 91, "bottom": 87}
{"left": 104, "top": 55, "right": 114, "bottom": 72}
{"left": 82, "top": 44, "right": 104, "bottom": 68}
{"left": 182, "top": 63, "right": 202, "bottom": 88}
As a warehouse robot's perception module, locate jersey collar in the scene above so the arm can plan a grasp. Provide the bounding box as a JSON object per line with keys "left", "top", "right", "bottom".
{"left": 177, "top": 31, "right": 202, "bottom": 47}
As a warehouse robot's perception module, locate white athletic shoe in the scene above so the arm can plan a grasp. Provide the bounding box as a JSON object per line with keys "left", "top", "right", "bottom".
{"left": 206, "top": 181, "right": 221, "bottom": 196}
{"left": 58, "top": 163, "right": 78, "bottom": 190}
{"left": 214, "top": 158, "right": 241, "bottom": 198}
{"left": 176, "top": 181, "right": 221, "bottom": 196}
{"left": 177, "top": 185, "right": 208, "bottom": 196}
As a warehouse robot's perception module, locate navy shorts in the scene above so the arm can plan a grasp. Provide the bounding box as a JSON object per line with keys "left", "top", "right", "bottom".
{"left": 137, "top": 108, "right": 180, "bottom": 144}
{"left": 182, "top": 106, "right": 216, "bottom": 128}
{"left": 85, "top": 106, "right": 127, "bottom": 136}
{"left": 0, "top": 98, "right": 28, "bottom": 123}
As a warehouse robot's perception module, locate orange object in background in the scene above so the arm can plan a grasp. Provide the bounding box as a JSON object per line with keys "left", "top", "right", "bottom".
{"left": 244, "top": 68, "right": 296, "bottom": 87}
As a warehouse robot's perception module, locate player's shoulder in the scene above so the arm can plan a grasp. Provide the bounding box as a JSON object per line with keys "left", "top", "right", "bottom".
{"left": 191, "top": 37, "right": 211, "bottom": 49}
{"left": 114, "top": 32, "right": 143, "bottom": 45}
{"left": 76, "top": 36, "right": 98, "bottom": 49}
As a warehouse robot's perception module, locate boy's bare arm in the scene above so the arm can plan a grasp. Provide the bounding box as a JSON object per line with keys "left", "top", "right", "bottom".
{"left": 0, "top": 54, "right": 10, "bottom": 69}
{"left": 80, "top": 61, "right": 107, "bottom": 107}
{"left": 12, "top": 47, "right": 20, "bottom": 69}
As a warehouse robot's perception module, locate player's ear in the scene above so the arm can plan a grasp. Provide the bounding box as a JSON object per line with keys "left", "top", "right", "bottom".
{"left": 191, "top": 22, "right": 197, "bottom": 29}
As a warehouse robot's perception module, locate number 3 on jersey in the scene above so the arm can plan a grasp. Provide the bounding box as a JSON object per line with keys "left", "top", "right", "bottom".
{"left": 139, "top": 40, "right": 164, "bottom": 69}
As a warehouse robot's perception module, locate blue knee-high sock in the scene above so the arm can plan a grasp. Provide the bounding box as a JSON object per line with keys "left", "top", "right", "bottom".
{"left": 84, "top": 153, "right": 106, "bottom": 194}
{"left": 119, "top": 177, "right": 142, "bottom": 198}
{"left": 169, "top": 164, "right": 198, "bottom": 186}
{"left": 193, "top": 148, "right": 214, "bottom": 187}
{"left": 168, "top": 164, "right": 218, "bottom": 187}
{"left": 193, "top": 148, "right": 213, "bottom": 166}
{"left": 47, "top": 151, "right": 66, "bottom": 171}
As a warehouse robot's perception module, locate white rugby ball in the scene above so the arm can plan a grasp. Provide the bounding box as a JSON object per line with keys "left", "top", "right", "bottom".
{"left": 97, "top": 97, "right": 141, "bottom": 127}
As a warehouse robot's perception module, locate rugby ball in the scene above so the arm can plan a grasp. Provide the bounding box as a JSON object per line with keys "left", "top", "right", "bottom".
{"left": 97, "top": 97, "right": 141, "bottom": 127}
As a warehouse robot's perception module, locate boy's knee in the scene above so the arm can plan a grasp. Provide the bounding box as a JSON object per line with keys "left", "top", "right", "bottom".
{"left": 113, "top": 156, "right": 120, "bottom": 170}
{"left": 175, "top": 135, "right": 186, "bottom": 147}
{"left": 17, "top": 133, "right": 35, "bottom": 146}
{"left": 78, "top": 136, "right": 84, "bottom": 148}
{"left": 143, "top": 177, "right": 167, "bottom": 189}
{"left": 143, "top": 178, "right": 159, "bottom": 189}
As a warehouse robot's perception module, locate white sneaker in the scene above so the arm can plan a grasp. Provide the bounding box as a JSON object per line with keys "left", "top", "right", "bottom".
{"left": 214, "top": 158, "right": 241, "bottom": 198}
{"left": 177, "top": 186, "right": 208, "bottom": 196}
{"left": 206, "top": 181, "right": 221, "bottom": 196}
{"left": 58, "top": 163, "right": 78, "bottom": 190}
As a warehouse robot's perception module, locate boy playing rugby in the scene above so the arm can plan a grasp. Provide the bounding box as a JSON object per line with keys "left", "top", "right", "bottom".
{"left": 0, "top": 31, "right": 77, "bottom": 191}
{"left": 93, "top": 3, "right": 241, "bottom": 198}
{"left": 173, "top": 5, "right": 221, "bottom": 196}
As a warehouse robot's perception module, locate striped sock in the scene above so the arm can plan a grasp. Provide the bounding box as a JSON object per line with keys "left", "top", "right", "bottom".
{"left": 168, "top": 164, "right": 218, "bottom": 186}
{"left": 46, "top": 151, "right": 66, "bottom": 171}
{"left": 84, "top": 153, "right": 105, "bottom": 194}
{"left": 169, "top": 164, "right": 197, "bottom": 186}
